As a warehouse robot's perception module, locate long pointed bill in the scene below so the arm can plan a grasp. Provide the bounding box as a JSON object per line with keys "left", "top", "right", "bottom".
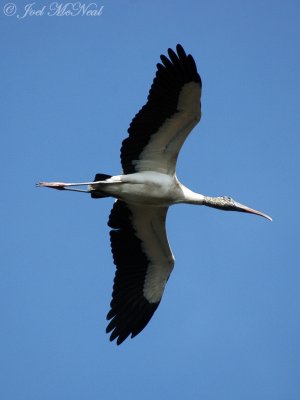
{"left": 234, "top": 201, "right": 272, "bottom": 221}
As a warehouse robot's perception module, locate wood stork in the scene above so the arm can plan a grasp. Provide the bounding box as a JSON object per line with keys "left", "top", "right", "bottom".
{"left": 37, "top": 44, "right": 271, "bottom": 345}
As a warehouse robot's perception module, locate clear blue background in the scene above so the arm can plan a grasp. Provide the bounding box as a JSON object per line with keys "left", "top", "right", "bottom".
{"left": 1, "top": 1, "right": 299, "bottom": 399}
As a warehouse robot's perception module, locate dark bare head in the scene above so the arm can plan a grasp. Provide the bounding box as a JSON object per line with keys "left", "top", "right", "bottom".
{"left": 203, "top": 196, "right": 272, "bottom": 221}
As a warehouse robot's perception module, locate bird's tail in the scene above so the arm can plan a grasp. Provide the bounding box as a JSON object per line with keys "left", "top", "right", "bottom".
{"left": 90, "top": 173, "right": 112, "bottom": 199}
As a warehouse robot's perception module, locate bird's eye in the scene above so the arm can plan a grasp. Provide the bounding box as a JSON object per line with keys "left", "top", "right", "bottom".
{"left": 223, "top": 196, "right": 235, "bottom": 205}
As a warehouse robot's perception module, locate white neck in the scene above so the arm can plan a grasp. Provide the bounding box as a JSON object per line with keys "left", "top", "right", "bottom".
{"left": 180, "top": 186, "right": 205, "bottom": 205}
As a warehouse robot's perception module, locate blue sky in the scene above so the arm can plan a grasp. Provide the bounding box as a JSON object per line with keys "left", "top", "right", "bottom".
{"left": 1, "top": 1, "right": 299, "bottom": 399}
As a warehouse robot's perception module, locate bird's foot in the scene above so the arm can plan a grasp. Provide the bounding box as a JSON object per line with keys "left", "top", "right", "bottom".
{"left": 36, "top": 182, "right": 66, "bottom": 190}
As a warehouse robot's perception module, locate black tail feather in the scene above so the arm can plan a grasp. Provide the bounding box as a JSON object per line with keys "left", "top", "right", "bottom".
{"left": 94, "top": 173, "right": 112, "bottom": 182}
{"left": 91, "top": 173, "right": 112, "bottom": 199}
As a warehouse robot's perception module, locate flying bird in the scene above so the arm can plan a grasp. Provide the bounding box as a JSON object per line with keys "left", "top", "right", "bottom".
{"left": 37, "top": 44, "right": 272, "bottom": 345}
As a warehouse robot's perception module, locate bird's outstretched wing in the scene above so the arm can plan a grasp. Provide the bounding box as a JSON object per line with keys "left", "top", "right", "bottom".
{"left": 106, "top": 200, "right": 174, "bottom": 345}
{"left": 121, "top": 44, "right": 202, "bottom": 175}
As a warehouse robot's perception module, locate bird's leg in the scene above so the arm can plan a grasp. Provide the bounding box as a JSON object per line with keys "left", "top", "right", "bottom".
{"left": 36, "top": 181, "right": 95, "bottom": 193}
{"left": 37, "top": 181, "right": 69, "bottom": 190}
